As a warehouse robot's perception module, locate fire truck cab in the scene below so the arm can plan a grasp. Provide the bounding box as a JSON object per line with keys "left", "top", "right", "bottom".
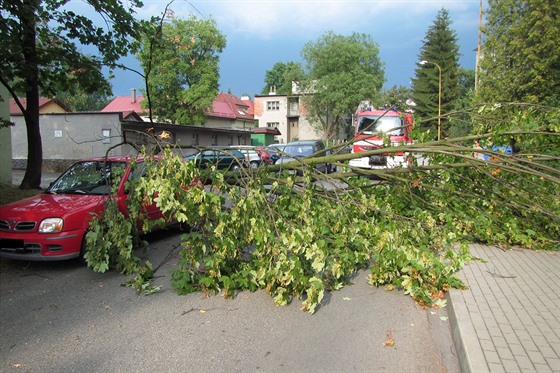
{"left": 348, "top": 108, "right": 413, "bottom": 169}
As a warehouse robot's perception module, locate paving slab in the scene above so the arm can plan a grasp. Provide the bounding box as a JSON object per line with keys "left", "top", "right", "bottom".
{"left": 447, "top": 244, "right": 560, "bottom": 373}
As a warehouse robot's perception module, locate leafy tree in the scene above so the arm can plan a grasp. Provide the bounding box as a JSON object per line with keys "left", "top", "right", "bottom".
{"left": 300, "top": 31, "right": 385, "bottom": 141}
{"left": 448, "top": 68, "right": 476, "bottom": 138}
{"left": 0, "top": 0, "right": 142, "bottom": 189}
{"left": 55, "top": 91, "right": 111, "bottom": 112}
{"left": 458, "top": 68, "right": 476, "bottom": 98}
{"left": 136, "top": 15, "right": 226, "bottom": 125}
{"left": 412, "top": 8, "right": 461, "bottom": 136}
{"left": 374, "top": 85, "right": 413, "bottom": 112}
{"left": 477, "top": 0, "right": 560, "bottom": 105}
{"left": 261, "top": 61, "right": 305, "bottom": 95}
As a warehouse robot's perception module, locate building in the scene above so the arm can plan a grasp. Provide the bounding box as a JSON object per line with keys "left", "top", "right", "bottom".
{"left": 8, "top": 93, "right": 255, "bottom": 171}
{"left": 0, "top": 84, "right": 12, "bottom": 185}
{"left": 9, "top": 97, "right": 71, "bottom": 115}
{"left": 253, "top": 92, "right": 319, "bottom": 144}
{"left": 101, "top": 89, "right": 148, "bottom": 120}
{"left": 102, "top": 90, "right": 259, "bottom": 131}
{"left": 205, "top": 92, "right": 257, "bottom": 130}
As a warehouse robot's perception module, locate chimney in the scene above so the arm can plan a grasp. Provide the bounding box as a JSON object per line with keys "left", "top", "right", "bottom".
{"left": 130, "top": 88, "right": 136, "bottom": 103}
{"left": 269, "top": 86, "right": 276, "bottom": 95}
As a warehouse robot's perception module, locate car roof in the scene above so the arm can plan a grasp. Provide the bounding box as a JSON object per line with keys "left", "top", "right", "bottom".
{"left": 285, "top": 140, "right": 323, "bottom": 146}
{"left": 187, "top": 147, "right": 244, "bottom": 154}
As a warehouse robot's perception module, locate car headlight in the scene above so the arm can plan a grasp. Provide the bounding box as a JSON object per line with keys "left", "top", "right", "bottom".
{"left": 38, "top": 218, "right": 64, "bottom": 233}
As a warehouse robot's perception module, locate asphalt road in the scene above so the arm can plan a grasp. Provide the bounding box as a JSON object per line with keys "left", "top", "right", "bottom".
{"left": 0, "top": 228, "right": 460, "bottom": 373}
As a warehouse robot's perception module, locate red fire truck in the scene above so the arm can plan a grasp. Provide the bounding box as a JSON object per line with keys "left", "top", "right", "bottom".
{"left": 348, "top": 107, "right": 414, "bottom": 169}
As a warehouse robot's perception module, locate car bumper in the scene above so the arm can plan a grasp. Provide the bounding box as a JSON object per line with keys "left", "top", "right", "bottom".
{"left": 0, "top": 231, "right": 83, "bottom": 261}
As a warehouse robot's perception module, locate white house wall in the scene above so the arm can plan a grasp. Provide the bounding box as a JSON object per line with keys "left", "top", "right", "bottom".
{"left": 254, "top": 95, "right": 321, "bottom": 143}
{"left": 254, "top": 95, "right": 289, "bottom": 143}
{"left": 0, "top": 84, "right": 12, "bottom": 184}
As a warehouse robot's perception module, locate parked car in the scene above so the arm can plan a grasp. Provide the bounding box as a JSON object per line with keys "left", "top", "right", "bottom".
{"left": 0, "top": 156, "right": 194, "bottom": 262}
{"left": 235, "top": 145, "right": 271, "bottom": 168}
{"left": 184, "top": 148, "right": 247, "bottom": 171}
{"left": 275, "top": 140, "right": 329, "bottom": 174}
{"left": 266, "top": 143, "right": 286, "bottom": 164}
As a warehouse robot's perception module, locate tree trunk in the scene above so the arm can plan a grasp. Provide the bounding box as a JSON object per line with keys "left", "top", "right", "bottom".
{"left": 19, "top": 0, "right": 42, "bottom": 190}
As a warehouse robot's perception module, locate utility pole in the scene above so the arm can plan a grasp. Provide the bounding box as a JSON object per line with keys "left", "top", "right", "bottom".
{"left": 475, "top": 0, "right": 483, "bottom": 95}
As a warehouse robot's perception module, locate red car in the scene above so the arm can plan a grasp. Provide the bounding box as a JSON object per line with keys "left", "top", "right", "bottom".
{"left": 255, "top": 146, "right": 272, "bottom": 165}
{"left": 0, "top": 156, "right": 182, "bottom": 261}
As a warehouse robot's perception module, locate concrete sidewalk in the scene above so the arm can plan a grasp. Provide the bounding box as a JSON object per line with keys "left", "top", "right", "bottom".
{"left": 448, "top": 244, "right": 560, "bottom": 373}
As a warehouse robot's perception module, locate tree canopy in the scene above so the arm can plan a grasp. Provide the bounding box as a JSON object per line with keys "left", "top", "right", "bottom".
{"left": 299, "top": 31, "right": 385, "bottom": 141}
{"left": 261, "top": 61, "right": 305, "bottom": 95}
{"left": 375, "top": 85, "right": 413, "bottom": 112}
{"left": 136, "top": 15, "right": 226, "bottom": 125}
{"left": 477, "top": 0, "right": 560, "bottom": 105}
{"left": 412, "top": 8, "right": 461, "bottom": 136}
{"left": 1, "top": 0, "right": 142, "bottom": 189}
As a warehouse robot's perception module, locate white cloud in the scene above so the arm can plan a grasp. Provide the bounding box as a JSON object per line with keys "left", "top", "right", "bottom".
{"left": 179, "top": 0, "right": 481, "bottom": 39}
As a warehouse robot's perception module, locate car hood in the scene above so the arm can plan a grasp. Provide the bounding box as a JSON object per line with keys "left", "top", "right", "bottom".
{"left": 0, "top": 193, "right": 107, "bottom": 221}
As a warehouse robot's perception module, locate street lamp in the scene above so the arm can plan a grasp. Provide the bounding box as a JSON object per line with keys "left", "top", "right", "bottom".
{"left": 420, "top": 60, "right": 442, "bottom": 141}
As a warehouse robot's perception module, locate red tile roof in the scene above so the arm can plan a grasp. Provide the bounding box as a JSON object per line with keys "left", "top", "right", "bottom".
{"left": 210, "top": 101, "right": 236, "bottom": 118}
{"left": 102, "top": 92, "right": 255, "bottom": 121}
{"left": 216, "top": 92, "right": 254, "bottom": 119}
{"left": 101, "top": 95, "right": 145, "bottom": 113}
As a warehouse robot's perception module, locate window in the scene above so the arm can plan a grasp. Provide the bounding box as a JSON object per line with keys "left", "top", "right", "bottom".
{"left": 211, "top": 134, "right": 218, "bottom": 146}
{"left": 267, "top": 122, "right": 279, "bottom": 128}
{"left": 290, "top": 100, "right": 299, "bottom": 111}
{"left": 267, "top": 101, "right": 280, "bottom": 111}
{"left": 102, "top": 129, "right": 111, "bottom": 144}
{"left": 192, "top": 133, "right": 199, "bottom": 145}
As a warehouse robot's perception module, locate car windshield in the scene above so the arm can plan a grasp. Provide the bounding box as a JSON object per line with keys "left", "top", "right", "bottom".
{"left": 357, "top": 116, "right": 404, "bottom": 136}
{"left": 283, "top": 144, "right": 315, "bottom": 157}
{"left": 46, "top": 161, "right": 127, "bottom": 195}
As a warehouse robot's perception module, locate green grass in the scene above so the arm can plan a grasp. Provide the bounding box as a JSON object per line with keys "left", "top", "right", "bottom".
{"left": 0, "top": 184, "right": 42, "bottom": 205}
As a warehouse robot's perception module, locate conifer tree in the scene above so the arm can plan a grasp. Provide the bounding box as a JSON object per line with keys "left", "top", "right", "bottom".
{"left": 411, "top": 8, "right": 461, "bottom": 136}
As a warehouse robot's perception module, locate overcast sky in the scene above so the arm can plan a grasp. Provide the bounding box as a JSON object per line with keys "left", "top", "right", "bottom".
{"left": 110, "top": 0, "right": 484, "bottom": 98}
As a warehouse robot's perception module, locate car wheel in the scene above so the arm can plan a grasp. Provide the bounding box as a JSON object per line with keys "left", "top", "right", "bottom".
{"left": 231, "top": 164, "right": 241, "bottom": 171}
{"left": 250, "top": 161, "right": 260, "bottom": 168}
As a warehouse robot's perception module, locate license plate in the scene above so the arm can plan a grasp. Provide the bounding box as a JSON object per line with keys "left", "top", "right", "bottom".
{"left": 0, "top": 239, "right": 25, "bottom": 249}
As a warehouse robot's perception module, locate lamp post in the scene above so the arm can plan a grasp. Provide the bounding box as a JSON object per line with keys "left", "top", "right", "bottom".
{"left": 420, "top": 60, "right": 442, "bottom": 141}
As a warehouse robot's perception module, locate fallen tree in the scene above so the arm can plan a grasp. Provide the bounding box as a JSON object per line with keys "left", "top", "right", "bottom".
{"left": 85, "top": 105, "right": 559, "bottom": 313}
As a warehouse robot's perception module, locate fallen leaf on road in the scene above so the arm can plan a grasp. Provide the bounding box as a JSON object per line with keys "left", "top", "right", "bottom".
{"left": 383, "top": 328, "right": 395, "bottom": 347}
{"left": 383, "top": 337, "right": 395, "bottom": 347}
{"left": 342, "top": 297, "right": 351, "bottom": 301}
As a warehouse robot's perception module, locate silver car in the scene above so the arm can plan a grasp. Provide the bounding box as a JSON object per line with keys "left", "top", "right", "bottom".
{"left": 275, "top": 140, "right": 329, "bottom": 174}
